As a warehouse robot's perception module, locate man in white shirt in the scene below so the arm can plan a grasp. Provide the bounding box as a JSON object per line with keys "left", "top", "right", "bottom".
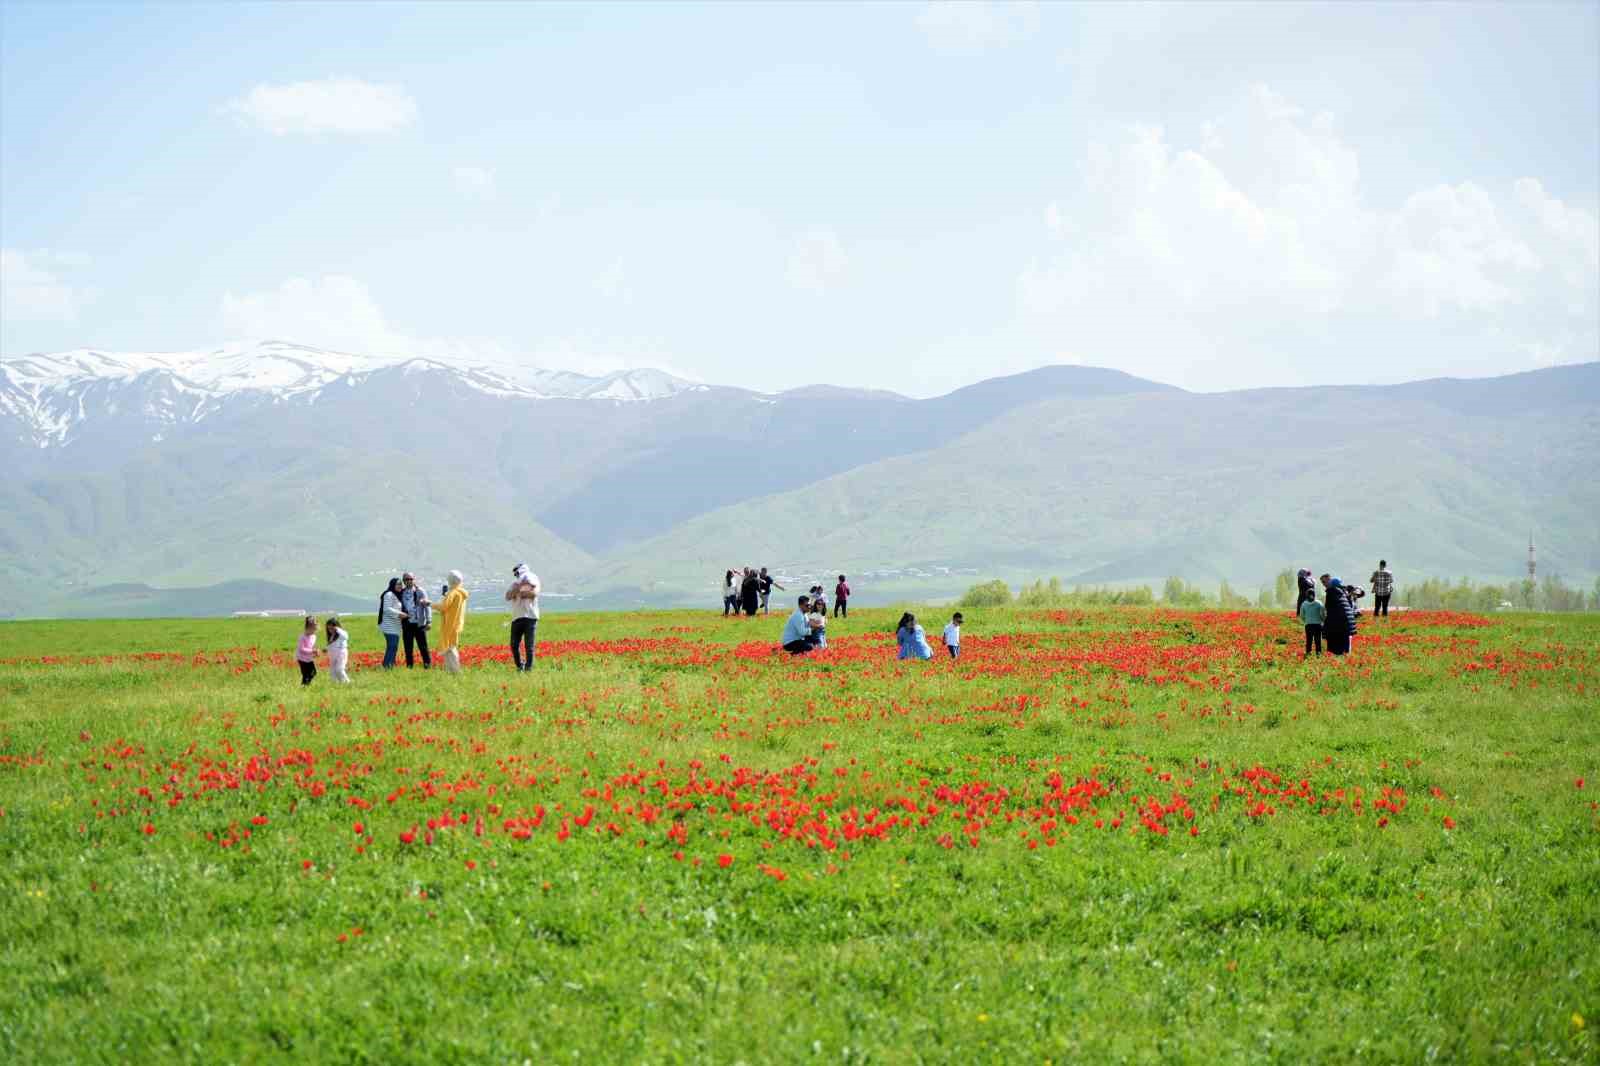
{"left": 504, "top": 563, "right": 540, "bottom": 671}
{"left": 942, "top": 612, "right": 963, "bottom": 659}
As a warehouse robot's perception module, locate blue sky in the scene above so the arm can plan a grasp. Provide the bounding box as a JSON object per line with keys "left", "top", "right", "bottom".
{"left": 2, "top": 1, "right": 1596, "bottom": 395}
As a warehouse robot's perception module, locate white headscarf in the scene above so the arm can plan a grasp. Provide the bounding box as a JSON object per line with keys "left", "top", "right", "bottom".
{"left": 447, "top": 570, "right": 463, "bottom": 589}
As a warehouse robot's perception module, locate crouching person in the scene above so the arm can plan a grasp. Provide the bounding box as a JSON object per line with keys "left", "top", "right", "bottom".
{"left": 781, "top": 595, "right": 822, "bottom": 655}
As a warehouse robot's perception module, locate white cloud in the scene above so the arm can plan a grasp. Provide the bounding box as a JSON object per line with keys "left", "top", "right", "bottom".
{"left": 223, "top": 77, "right": 418, "bottom": 136}
{"left": 453, "top": 166, "right": 496, "bottom": 198}
{"left": 1, "top": 249, "right": 88, "bottom": 323}
{"left": 1514, "top": 177, "right": 1600, "bottom": 289}
{"left": 1018, "top": 86, "right": 1599, "bottom": 387}
{"left": 219, "top": 275, "right": 412, "bottom": 355}
{"left": 214, "top": 274, "right": 693, "bottom": 378}
{"left": 916, "top": 1, "right": 1039, "bottom": 54}
{"left": 786, "top": 228, "right": 848, "bottom": 293}
{"left": 1382, "top": 182, "right": 1539, "bottom": 316}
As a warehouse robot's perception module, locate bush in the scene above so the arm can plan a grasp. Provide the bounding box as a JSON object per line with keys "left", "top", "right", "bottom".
{"left": 959, "top": 580, "right": 1013, "bottom": 607}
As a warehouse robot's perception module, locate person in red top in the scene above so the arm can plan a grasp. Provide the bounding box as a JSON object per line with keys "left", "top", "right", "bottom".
{"left": 834, "top": 574, "right": 850, "bottom": 618}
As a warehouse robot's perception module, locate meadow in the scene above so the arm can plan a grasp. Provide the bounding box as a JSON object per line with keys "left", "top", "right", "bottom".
{"left": 1, "top": 605, "right": 1596, "bottom": 1064}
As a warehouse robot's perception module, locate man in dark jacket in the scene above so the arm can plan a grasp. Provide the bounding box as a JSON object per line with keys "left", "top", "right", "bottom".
{"left": 1319, "top": 574, "right": 1358, "bottom": 655}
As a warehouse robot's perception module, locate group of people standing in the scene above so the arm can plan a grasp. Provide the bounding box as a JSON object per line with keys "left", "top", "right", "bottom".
{"left": 1295, "top": 560, "right": 1394, "bottom": 657}
{"left": 376, "top": 570, "right": 471, "bottom": 672}
{"left": 293, "top": 563, "right": 541, "bottom": 685}
{"left": 724, "top": 569, "right": 850, "bottom": 618}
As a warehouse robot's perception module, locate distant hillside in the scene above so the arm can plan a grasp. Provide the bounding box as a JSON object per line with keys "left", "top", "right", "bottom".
{"left": 2, "top": 344, "right": 1595, "bottom": 616}
{"left": 18, "top": 580, "right": 373, "bottom": 620}
{"left": 594, "top": 363, "right": 1600, "bottom": 603}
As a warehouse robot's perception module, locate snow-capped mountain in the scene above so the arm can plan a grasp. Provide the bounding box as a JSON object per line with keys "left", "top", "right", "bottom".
{"left": 0, "top": 341, "right": 703, "bottom": 448}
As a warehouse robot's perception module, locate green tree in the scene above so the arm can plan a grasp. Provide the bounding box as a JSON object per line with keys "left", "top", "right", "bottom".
{"left": 959, "top": 580, "right": 1012, "bottom": 608}
{"left": 1273, "top": 569, "right": 1296, "bottom": 608}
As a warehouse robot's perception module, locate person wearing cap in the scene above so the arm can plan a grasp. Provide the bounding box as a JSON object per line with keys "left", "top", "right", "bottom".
{"left": 504, "top": 563, "right": 540, "bottom": 671}
{"left": 399, "top": 572, "right": 432, "bottom": 669}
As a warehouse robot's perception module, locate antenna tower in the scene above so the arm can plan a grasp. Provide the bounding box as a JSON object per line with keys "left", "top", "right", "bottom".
{"left": 1527, "top": 533, "right": 1536, "bottom": 581}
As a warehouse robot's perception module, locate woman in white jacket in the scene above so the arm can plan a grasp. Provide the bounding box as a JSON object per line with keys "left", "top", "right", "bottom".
{"left": 378, "top": 577, "right": 405, "bottom": 668}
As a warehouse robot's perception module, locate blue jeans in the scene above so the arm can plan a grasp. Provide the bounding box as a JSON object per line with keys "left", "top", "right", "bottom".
{"left": 511, "top": 617, "right": 538, "bottom": 670}
{"left": 382, "top": 632, "right": 400, "bottom": 668}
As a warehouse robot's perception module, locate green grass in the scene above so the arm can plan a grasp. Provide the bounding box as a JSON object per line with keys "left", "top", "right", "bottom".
{"left": 1, "top": 606, "right": 1596, "bottom": 1064}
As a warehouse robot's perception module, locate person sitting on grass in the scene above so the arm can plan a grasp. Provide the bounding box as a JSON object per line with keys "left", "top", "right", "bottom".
{"left": 295, "top": 616, "right": 318, "bottom": 686}
{"left": 896, "top": 612, "right": 933, "bottom": 661}
{"left": 781, "top": 595, "right": 822, "bottom": 655}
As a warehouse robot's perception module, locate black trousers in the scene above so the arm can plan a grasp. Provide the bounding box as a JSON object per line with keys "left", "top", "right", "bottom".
{"left": 298, "top": 660, "right": 317, "bottom": 685}
{"left": 1374, "top": 594, "right": 1390, "bottom": 617}
{"left": 783, "top": 636, "right": 819, "bottom": 655}
{"left": 834, "top": 600, "right": 847, "bottom": 618}
{"left": 510, "top": 617, "right": 538, "bottom": 670}
{"left": 1303, "top": 624, "right": 1322, "bottom": 655}
{"left": 402, "top": 621, "right": 431, "bottom": 668}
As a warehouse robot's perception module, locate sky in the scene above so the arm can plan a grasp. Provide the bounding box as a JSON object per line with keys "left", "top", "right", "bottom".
{"left": 2, "top": 1, "right": 1596, "bottom": 396}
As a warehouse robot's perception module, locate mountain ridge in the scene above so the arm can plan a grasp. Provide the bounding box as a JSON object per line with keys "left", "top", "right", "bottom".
{"left": 2, "top": 345, "right": 1594, "bottom": 615}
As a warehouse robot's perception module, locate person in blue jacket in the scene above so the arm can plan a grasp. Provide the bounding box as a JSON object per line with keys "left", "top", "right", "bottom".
{"left": 780, "top": 595, "right": 821, "bottom": 655}
{"left": 1320, "top": 574, "right": 1359, "bottom": 656}
{"left": 895, "top": 612, "right": 933, "bottom": 660}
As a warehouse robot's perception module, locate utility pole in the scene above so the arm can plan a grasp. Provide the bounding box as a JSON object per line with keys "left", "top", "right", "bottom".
{"left": 1528, "top": 533, "right": 1536, "bottom": 582}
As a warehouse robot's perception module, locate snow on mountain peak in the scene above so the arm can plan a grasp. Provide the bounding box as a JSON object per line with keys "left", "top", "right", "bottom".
{"left": 0, "top": 340, "right": 702, "bottom": 448}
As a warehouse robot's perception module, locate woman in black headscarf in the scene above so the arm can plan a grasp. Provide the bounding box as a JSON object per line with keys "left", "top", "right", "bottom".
{"left": 378, "top": 577, "right": 406, "bottom": 668}
{"left": 1295, "top": 568, "right": 1316, "bottom": 612}
{"left": 740, "top": 567, "right": 760, "bottom": 617}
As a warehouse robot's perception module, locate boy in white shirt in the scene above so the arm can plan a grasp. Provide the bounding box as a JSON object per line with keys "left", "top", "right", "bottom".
{"left": 943, "top": 612, "right": 963, "bottom": 659}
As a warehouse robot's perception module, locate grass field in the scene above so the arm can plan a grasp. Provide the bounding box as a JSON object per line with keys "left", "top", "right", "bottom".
{"left": 1, "top": 606, "right": 1596, "bottom": 1064}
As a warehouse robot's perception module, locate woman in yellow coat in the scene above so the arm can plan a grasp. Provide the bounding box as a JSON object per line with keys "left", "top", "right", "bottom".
{"left": 436, "top": 570, "right": 470, "bottom": 673}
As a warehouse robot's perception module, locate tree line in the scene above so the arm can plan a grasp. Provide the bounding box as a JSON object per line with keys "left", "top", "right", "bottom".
{"left": 959, "top": 571, "right": 1600, "bottom": 612}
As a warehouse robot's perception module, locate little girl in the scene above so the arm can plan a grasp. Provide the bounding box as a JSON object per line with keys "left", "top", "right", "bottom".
{"left": 296, "top": 617, "right": 318, "bottom": 685}
{"left": 325, "top": 616, "right": 351, "bottom": 683}
{"left": 806, "top": 601, "right": 828, "bottom": 649}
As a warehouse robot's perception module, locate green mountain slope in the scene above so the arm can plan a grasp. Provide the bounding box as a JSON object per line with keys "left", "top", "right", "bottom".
{"left": 0, "top": 444, "right": 594, "bottom": 595}
{"left": 14, "top": 580, "right": 374, "bottom": 621}
{"left": 590, "top": 365, "right": 1599, "bottom": 603}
